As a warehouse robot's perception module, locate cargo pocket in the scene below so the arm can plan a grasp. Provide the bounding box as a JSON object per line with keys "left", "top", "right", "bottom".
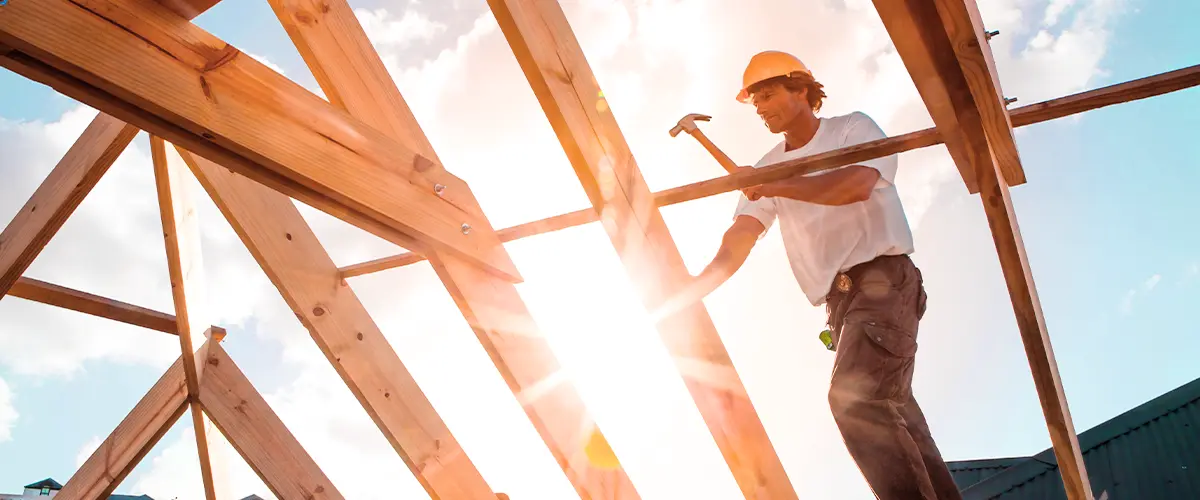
{"left": 862, "top": 321, "right": 918, "bottom": 358}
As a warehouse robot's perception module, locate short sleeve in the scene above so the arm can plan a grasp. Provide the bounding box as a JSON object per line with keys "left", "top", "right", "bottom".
{"left": 844, "top": 112, "right": 899, "bottom": 187}
{"left": 733, "top": 193, "right": 777, "bottom": 238}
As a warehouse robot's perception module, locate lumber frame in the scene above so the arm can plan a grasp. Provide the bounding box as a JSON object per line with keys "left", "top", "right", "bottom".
{"left": 0, "top": 0, "right": 520, "bottom": 282}
{"left": 0, "top": 113, "right": 138, "bottom": 297}
{"left": 58, "top": 343, "right": 209, "bottom": 499}
{"left": 152, "top": 135, "right": 227, "bottom": 500}
{"left": 176, "top": 148, "right": 499, "bottom": 498}
{"left": 339, "top": 64, "right": 1200, "bottom": 277}
{"left": 871, "top": 0, "right": 1023, "bottom": 194}
{"left": 266, "top": 0, "right": 639, "bottom": 495}
{"left": 874, "top": 0, "right": 1090, "bottom": 497}
{"left": 198, "top": 342, "right": 345, "bottom": 499}
{"left": 486, "top": 0, "right": 793, "bottom": 497}
{"left": 6, "top": 276, "right": 227, "bottom": 339}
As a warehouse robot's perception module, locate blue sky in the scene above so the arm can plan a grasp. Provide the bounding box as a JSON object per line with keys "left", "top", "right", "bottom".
{"left": 1, "top": 0, "right": 1198, "bottom": 498}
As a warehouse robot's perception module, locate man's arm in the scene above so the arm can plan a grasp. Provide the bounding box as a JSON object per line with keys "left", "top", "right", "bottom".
{"left": 695, "top": 215, "right": 766, "bottom": 289}
{"left": 653, "top": 216, "right": 765, "bottom": 320}
{"left": 744, "top": 165, "right": 879, "bottom": 205}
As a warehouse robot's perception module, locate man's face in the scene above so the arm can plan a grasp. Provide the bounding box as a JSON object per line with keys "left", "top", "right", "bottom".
{"left": 750, "top": 83, "right": 809, "bottom": 133}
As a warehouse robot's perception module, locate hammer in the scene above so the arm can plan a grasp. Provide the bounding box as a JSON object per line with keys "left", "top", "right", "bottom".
{"left": 669, "top": 113, "right": 740, "bottom": 174}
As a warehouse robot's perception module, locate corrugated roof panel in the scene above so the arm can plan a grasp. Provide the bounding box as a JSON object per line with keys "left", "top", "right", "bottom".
{"left": 958, "top": 376, "right": 1200, "bottom": 499}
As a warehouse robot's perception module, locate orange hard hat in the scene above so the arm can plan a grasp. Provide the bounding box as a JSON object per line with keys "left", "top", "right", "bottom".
{"left": 736, "top": 50, "right": 812, "bottom": 103}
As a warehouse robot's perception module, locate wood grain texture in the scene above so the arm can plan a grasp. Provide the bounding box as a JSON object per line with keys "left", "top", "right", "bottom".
{"left": 487, "top": 0, "right": 793, "bottom": 497}
{"left": 6, "top": 276, "right": 229, "bottom": 339}
{"left": 973, "top": 148, "right": 1093, "bottom": 500}
{"left": 0, "top": 113, "right": 137, "bottom": 297}
{"left": 151, "top": 135, "right": 226, "bottom": 500}
{"left": 935, "top": 0, "right": 1024, "bottom": 186}
{"left": 1010, "top": 64, "right": 1200, "bottom": 126}
{"left": 154, "top": 0, "right": 221, "bottom": 19}
{"left": 0, "top": 0, "right": 519, "bottom": 282}
{"left": 58, "top": 344, "right": 208, "bottom": 499}
{"left": 178, "top": 148, "right": 496, "bottom": 499}
{"left": 870, "top": 0, "right": 982, "bottom": 192}
{"left": 198, "top": 342, "right": 345, "bottom": 500}
{"left": 267, "top": 0, "right": 637, "bottom": 496}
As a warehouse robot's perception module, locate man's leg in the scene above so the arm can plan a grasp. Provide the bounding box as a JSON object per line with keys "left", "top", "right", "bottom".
{"left": 828, "top": 257, "right": 937, "bottom": 499}
{"left": 901, "top": 395, "right": 963, "bottom": 500}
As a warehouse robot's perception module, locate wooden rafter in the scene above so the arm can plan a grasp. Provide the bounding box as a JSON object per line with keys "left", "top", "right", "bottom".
{"left": 338, "top": 64, "right": 1200, "bottom": 277}
{"left": 58, "top": 342, "right": 209, "bottom": 499}
{"left": 0, "top": 0, "right": 519, "bottom": 282}
{"left": 871, "top": 0, "right": 1023, "bottom": 193}
{"left": 153, "top": 0, "right": 222, "bottom": 19}
{"left": 265, "top": 0, "right": 639, "bottom": 495}
{"left": 175, "top": 148, "right": 499, "bottom": 498}
{"left": 874, "top": 0, "right": 1091, "bottom": 497}
{"left": 487, "top": 1, "right": 793, "bottom": 497}
{"left": 6, "top": 276, "right": 227, "bottom": 339}
{"left": 198, "top": 342, "right": 345, "bottom": 499}
{"left": 0, "top": 113, "right": 137, "bottom": 297}
{"left": 151, "top": 135, "right": 226, "bottom": 500}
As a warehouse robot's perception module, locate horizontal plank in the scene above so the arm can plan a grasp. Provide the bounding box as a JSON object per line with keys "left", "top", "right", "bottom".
{"left": 0, "top": 0, "right": 519, "bottom": 282}
{"left": 6, "top": 276, "right": 227, "bottom": 339}
{"left": 338, "top": 63, "right": 1200, "bottom": 277}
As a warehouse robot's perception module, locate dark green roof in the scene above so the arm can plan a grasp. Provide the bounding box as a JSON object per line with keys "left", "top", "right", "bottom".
{"left": 949, "top": 376, "right": 1200, "bottom": 499}
{"left": 22, "top": 478, "right": 63, "bottom": 490}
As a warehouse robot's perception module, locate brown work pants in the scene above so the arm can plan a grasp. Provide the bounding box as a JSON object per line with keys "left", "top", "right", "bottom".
{"left": 825, "top": 254, "right": 962, "bottom": 500}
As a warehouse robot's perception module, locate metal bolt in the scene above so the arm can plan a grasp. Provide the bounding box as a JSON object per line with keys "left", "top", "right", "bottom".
{"left": 434, "top": 183, "right": 446, "bottom": 196}
{"left": 461, "top": 223, "right": 471, "bottom": 234}
{"left": 1004, "top": 96, "right": 1018, "bottom": 105}
{"left": 986, "top": 30, "right": 999, "bottom": 40}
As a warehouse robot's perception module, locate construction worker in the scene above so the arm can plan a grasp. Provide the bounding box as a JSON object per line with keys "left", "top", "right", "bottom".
{"left": 683, "top": 51, "right": 962, "bottom": 499}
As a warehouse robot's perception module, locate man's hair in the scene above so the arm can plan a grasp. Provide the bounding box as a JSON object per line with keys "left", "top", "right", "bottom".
{"left": 747, "top": 73, "right": 827, "bottom": 113}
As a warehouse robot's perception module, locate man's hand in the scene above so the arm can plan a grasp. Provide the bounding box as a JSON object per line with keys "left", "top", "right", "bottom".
{"left": 735, "top": 165, "right": 769, "bottom": 201}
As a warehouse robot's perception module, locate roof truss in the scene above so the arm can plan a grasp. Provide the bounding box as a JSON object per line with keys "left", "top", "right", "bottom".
{"left": 1, "top": 0, "right": 1195, "bottom": 498}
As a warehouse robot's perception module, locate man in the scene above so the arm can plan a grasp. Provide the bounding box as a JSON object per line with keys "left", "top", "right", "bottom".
{"left": 686, "top": 50, "right": 962, "bottom": 499}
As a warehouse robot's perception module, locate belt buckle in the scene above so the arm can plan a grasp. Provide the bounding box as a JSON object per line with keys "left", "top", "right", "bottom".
{"left": 835, "top": 273, "right": 852, "bottom": 293}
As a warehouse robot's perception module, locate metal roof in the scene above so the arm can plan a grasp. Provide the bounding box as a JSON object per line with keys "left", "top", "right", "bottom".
{"left": 948, "top": 376, "right": 1200, "bottom": 499}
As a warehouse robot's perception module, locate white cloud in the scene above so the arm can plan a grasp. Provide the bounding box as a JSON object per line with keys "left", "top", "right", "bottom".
{"left": 0, "top": 377, "right": 16, "bottom": 443}
{"left": 355, "top": 7, "right": 447, "bottom": 48}
{"left": 74, "top": 435, "right": 104, "bottom": 467}
{"left": 1119, "top": 272, "right": 1161, "bottom": 314}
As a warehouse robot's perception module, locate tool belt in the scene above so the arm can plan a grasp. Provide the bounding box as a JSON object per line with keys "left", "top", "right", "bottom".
{"left": 821, "top": 254, "right": 913, "bottom": 351}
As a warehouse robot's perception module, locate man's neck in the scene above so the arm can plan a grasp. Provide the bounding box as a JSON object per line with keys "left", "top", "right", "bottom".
{"left": 782, "top": 112, "right": 820, "bottom": 152}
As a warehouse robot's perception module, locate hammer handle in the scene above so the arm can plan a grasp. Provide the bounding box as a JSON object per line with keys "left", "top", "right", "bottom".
{"left": 688, "top": 129, "right": 740, "bottom": 174}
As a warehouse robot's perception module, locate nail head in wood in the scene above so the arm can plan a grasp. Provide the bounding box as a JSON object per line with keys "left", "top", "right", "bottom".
{"left": 986, "top": 30, "right": 1000, "bottom": 40}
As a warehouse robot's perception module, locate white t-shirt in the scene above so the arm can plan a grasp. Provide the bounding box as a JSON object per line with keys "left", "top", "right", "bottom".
{"left": 734, "top": 111, "right": 914, "bottom": 306}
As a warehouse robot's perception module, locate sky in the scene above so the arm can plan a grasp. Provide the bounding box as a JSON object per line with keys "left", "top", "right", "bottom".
{"left": 0, "top": 0, "right": 1198, "bottom": 498}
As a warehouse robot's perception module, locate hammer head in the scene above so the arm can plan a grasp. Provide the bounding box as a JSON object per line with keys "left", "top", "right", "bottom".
{"left": 669, "top": 113, "right": 712, "bottom": 137}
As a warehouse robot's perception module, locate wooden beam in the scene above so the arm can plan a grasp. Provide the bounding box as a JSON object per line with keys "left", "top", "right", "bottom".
{"left": 875, "top": 1, "right": 1090, "bottom": 496}
{"left": 487, "top": 1, "right": 793, "bottom": 497}
{"left": 338, "top": 63, "right": 1200, "bottom": 277}
{"left": 6, "top": 276, "right": 227, "bottom": 339}
{"left": 267, "top": 0, "right": 639, "bottom": 496}
{"left": 0, "top": 113, "right": 137, "bottom": 297}
{"left": 154, "top": 0, "right": 221, "bottom": 19}
{"left": 872, "top": 0, "right": 1023, "bottom": 193}
{"left": 151, "top": 135, "right": 226, "bottom": 500}
{"left": 198, "top": 341, "right": 344, "bottom": 500}
{"left": 973, "top": 145, "right": 1093, "bottom": 500}
{"left": 0, "top": 0, "right": 519, "bottom": 282}
{"left": 58, "top": 343, "right": 209, "bottom": 499}
{"left": 176, "top": 148, "right": 498, "bottom": 499}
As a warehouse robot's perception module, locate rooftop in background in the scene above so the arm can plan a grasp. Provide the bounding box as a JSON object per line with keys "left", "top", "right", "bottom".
{"left": 949, "top": 375, "right": 1200, "bottom": 499}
